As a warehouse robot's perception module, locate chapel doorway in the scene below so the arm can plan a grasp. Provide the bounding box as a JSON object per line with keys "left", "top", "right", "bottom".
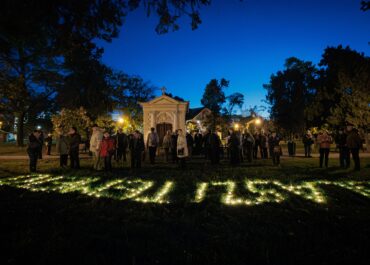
{"left": 156, "top": 123, "right": 172, "bottom": 145}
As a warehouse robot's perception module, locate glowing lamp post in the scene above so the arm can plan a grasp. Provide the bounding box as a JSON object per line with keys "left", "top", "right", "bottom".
{"left": 255, "top": 118, "right": 262, "bottom": 126}
{"left": 234, "top": 123, "right": 240, "bottom": 130}
{"left": 118, "top": 117, "right": 124, "bottom": 125}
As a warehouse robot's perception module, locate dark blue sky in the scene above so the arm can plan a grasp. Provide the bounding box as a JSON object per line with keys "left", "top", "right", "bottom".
{"left": 100, "top": 0, "right": 370, "bottom": 116}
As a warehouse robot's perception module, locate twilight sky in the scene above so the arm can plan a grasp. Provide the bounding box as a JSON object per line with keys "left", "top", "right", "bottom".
{"left": 99, "top": 0, "right": 370, "bottom": 117}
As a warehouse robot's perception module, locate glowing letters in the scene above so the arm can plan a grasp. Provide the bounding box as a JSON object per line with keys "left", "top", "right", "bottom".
{"left": 0, "top": 174, "right": 369, "bottom": 206}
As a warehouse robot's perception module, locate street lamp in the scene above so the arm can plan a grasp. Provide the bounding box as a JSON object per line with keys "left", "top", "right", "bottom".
{"left": 234, "top": 123, "right": 239, "bottom": 130}
{"left": 118, "top": 117, "right": 124, "bottom": 124}
{"left": 255, "top": 118, "right": 262, "bottom": 126}
{"left": 36, "top": 125, "right": 42, "bottom": 130}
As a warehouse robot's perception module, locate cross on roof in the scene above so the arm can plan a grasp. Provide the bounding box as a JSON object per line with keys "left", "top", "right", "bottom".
{"left": 161, "top": 86, "right": 166, "bottom": 95}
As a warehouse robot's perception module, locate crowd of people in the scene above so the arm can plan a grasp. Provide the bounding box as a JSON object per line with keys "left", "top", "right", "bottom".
{"left": 26, "top": 123, "right": 364, "bottom": 173}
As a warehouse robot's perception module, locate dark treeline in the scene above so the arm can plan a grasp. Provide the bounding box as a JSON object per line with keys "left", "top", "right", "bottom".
{"left": 264, "top": 46, "right": 370, "bottom": 145}
{"left": 0, "top": 0, "right": 212, "bottom": 146}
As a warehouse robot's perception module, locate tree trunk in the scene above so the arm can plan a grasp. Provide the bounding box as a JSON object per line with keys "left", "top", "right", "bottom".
{"left": 16, "top": 112, "right": 25, "bottom": 147}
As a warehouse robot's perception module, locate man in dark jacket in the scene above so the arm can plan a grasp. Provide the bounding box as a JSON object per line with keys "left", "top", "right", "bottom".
{"left": 129, "top": 130, "right": 145, "bottom": 168}
{"left": 207, "top": 130, "right": 221, "bottom": 164}
{"left": 27, "top": 130, "right": 41, "bottom": 172}
{"left": 194, "top": 131, "right": 203, "bottom": 156}
{"left": 243, "top": 131, "right": 255, "bottom": 162}
{"left": 115, "top": 128, "right": 128, "bottom": 163}
{"left": 228, "top": 129, "right": 240, "bottom": 165}
{"left": 68, "top": 127, "right": 81, "bottom": 169}
{"left": 346, "top": 125, "right": 362, "bottom": 171}
{"left": 335, "top": 129, "right": 350, "bottom": 168}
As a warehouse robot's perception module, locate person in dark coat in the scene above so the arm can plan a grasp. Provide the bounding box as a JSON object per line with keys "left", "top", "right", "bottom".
{"left": 38, "top": 130, "right": 44, "bottom": 159}
{"left": 170, "top": 130, "right": 178, "bottom": 163}
{"left": 269, "top": 132, "right": 281, "bottom": 166}
{"left": 203, "top": 130, "right": 211, "bottom": 159}
{"left": 228, "top": 129, "right": 240, "bottom": 165}
{"left": 206, "top": 130, "right": 221, "bottom": 164}
{"left": 346, "top": 125, "right": 362, "bottom": 171}
{"left": 186, "top": 132, "right": 194, "bottom": 158}
{"left": 253, "top": 133, "right": 260, "bottom": 159}
{"left": 115, "top": 128, "right": 128, "bottom": 164}
{"left": 27, "top": 130, "right": 41, "bottom": 172}
{"left": 45, "top": 133, "right": 53, "bottom": 155}
{"left": 194, "top": 131, "right": 203, "bottom": 156}
{"left": 335, "top": 129, "right": 350, "bottom": 168}
{"left": 243, "top": 131, "right": 255, "bottom": 162}
{"left": 129, "top": 130, "right": 145, "bottom": 169}
{"left": 302, "top": 131, "right": 314, "bottom": 158}
{"left": 68, "top": 127, "right": 81, "bottom": 169}
{"left": 259, "top": 133, "right": 268, "bottom": 159}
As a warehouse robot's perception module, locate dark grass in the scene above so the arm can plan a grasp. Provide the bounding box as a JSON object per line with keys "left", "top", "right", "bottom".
{"left": 1, "top": 155, "right": 370, "bottom": 265}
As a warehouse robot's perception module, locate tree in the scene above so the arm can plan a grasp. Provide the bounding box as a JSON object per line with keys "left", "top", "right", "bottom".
{"left": 0, "top": 0, "right": 212, "bottom": 146}
{"left": 361, "top": 1, "right": 370, "bottom": 11}
{"left": 113, "top": 72, "right": 155, "bottom": 129}
{"left": 225, "top": 92, "right": 244, "bottom": 117}
{"left": 318, "top": 46, "right": 370, "bottom": 151}
{"left": 201, "top": 78, "right": 229, "bottom": 129}
{"left": 57, "top": 47, "right": 115, "bottom": 119}
{"left": 51, "top": 107, "right": 91, "bottom": 140}
{"left": 264, "top": 57, "right": 318, "bottom": 136}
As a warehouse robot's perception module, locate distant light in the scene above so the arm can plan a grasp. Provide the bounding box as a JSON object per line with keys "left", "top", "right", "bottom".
{"left": 37, "top": 125, "right": 42, "bottom": 130}
{"left": 234, "top": 123, "right": 239, "bottom": 129}
{"left": 255, "top": 118, "right": 262, "bottom": 125}
{"left": 118, "top": 118, "right": 124, "bottom": 124}
{"left": 196, "top": 120, "right": 200, "bottom": 124}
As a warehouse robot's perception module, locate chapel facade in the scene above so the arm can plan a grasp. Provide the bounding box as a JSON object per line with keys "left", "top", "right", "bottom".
{"left": 139, "top": 94, "right": 189, "bottom": 144}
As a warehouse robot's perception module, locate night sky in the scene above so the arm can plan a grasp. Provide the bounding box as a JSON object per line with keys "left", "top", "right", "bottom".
{"left": 99, "top": 0, "right": 370, "bottom": 116}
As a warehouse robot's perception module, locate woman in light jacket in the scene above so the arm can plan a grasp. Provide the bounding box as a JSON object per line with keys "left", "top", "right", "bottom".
{"left": 176, "top": 129, "right": 188, "bottom": 168}
{"left": 317, "top": 130, "right": 333, "bottom": 168}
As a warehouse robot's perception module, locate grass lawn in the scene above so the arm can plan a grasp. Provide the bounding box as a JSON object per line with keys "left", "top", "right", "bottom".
{"left": 1, "top": 155, "right": 370, "bottom": 265}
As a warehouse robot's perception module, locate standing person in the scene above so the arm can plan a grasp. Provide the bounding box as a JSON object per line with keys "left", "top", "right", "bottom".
{"left": 259, "top": 133, "right": 268, "bottom": 159}
{"left": 38, "top": 130, "right": 44, "bottom": 159}
{"left": 335, "top": 129, "right": 350, "bottom": 168}
{"left": 177, "top": 129, "right": 188, "bottom": 168}
{"left": 346, "top": 124, "right": 362, "bottom": 171}
{"left": 162, "top": 130, "right": 172, "bottom": 162}
{"left": 317, "top": 130, "right": 332, "bottom": 168}
{"left": 186, "top": 132, "right": 194, "bottom": 159}
{"left": 27, "top": 130, "right": 41, "bottom": 173}
{"left": 115, "top": 128, "right": 128, "bottom": 164}
{"left": 146, "top": 127, "right": 159, "bottom": 164}
{"left": 270, "top": 132, "right": 281, "bottom": 166}
{"left": 68, "top": 127, "right": 81, "bottom": 169}
{"left": 56, "top": 130, "right": 69, "bottom": 168}
{"left": 100, "top": 131, "right": 116, "bottom": 172}
{"left": 208, "top": 130, "right": 221, "bottom": 164}
{"left": 302, "top": 130, "right": 314, "bottom": 158}
{"left": 90, "top": 124, "right": 103, "bottom": 170}
{"left": 170, "top": 130, "right": 178, "bottom": 163}
{"left": 228, "top": 129, "right": 241, "bottom": 166}
{"left": 45, "top": 133, "right": 53, "bottom": 155}
{"left": 203, "top": 130, "right": 211, "bottom": 159}
{"left": 253, "top": 133, "right": 260, "bottom": 159}
{"left": 129, "top": 130, "right": 145, "bottom": 169}
{"left": 243, "top": 130, "right": 255, "bottom": 162}
{"left": 194, "top": 131, "right": 203, "bottom": 156}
